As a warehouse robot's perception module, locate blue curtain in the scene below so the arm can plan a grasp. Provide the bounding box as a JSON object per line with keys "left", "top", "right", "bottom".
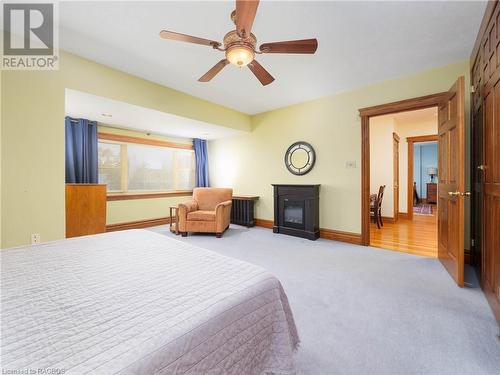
{"left": 65, "top": 116, "right": 98, "bottom": 183}
{"left": 193, "top": 138, "right": 209, "bottom": 187}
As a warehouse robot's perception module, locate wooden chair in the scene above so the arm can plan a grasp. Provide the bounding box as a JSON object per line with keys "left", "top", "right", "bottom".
{"left": 370, "top": 185, "right": 386, "bottom": 229}
{"left": 413, "top": 182, "right": 420, "bottom": 206}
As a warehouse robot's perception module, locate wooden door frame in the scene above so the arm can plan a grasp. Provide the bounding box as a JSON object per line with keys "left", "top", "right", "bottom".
{"left": 406, "top": 135, "right": 439, "bottom": 220}
{"left": 392, "top": 132, "right": 400, "bottom": 222}
{"left": 359, "top": 92, "right": 447, "bottom": 246}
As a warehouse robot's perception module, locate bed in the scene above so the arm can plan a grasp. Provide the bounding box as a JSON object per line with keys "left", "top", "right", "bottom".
{"left": 1, "top": 230, "right": 299, "bottom": 374}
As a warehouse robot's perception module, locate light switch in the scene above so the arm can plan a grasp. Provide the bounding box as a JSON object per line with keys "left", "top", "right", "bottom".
{"left": 346, "top": 161, "right": 357, "bottom": 169}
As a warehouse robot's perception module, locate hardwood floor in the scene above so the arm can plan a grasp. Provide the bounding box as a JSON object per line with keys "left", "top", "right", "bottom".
{"left": 370, "top": 207, "right": 437, "bottom": 257}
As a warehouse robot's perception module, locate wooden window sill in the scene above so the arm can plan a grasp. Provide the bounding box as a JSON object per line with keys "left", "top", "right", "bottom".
{"left": 107, "top": 191, "right": 193, "bottom": 201}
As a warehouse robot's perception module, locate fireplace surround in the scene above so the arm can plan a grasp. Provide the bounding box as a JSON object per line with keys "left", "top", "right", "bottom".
{"left": 272, "top": 184, "right": 320, "bottom": 240}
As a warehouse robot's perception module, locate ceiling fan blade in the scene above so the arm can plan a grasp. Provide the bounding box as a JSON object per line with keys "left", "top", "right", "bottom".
{"left": 248, "top": 60, "right": 274, "bottom": 86}
{"left": 159, "top": 30, "right": 221, "bottom": 48}
{"left": 236, "top": 0, "right": 259, "bottom": 38}
{"left": 198, "top": 59, "right": 229, "bottom": 82}
{"left": 259, "top": 39, "right": 318, "bottom": 54}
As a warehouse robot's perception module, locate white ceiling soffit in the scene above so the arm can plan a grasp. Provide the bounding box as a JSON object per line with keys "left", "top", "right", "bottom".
{"left": 59, "top": 1, "right": 487, "bottom": 114}
{"left": 372, "top": 106, "right": 438, "bottom": 125}
{"left": 64, "top": 89, "right": 246, "bottom": 140}
{"left": 392, "top": 107, "right": 438, "bottom": 124}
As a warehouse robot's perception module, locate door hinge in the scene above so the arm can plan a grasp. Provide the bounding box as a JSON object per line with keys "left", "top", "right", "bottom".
{"left": 471, "top": 238, "right": 475, "bottom": 247}
{"left": 471, "top": 85, "right": 476, "bottom": 93}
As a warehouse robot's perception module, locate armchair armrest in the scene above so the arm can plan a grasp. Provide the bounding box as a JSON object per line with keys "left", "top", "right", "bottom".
{"left": 215, "top": 200, "right": 232, "bottom": 213}
{"left": 215, "top": 200, "right": 232, "bottom": 233}
{"left": 178, "top": 200, "right": 198, "bottom": 233}
{"left": 178, "top": 200, "right": 198, "bottom": 216}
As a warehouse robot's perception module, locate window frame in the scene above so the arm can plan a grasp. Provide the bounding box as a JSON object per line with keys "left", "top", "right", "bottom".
{"left": 97, "top": 132, "right": 194, "bottom": 200}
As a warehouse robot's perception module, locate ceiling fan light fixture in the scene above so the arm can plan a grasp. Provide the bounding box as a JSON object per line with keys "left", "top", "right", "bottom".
{"left": 226, "top": 45, "right": 254, "bottom": 66}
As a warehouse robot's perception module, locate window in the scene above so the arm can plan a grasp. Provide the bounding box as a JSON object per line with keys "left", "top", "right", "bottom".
{"left": 97, "top": 135, "right": 195, "bottom": 193}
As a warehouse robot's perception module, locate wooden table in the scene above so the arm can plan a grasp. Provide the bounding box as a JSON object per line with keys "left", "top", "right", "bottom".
{"left": 169, "top": 206, "right": 179, "bottom": 235}
{"left": 231, "top": 195, "right": 259, "bottom": 227}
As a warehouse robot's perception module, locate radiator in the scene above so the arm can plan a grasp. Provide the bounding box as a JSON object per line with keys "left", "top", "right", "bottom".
{"left": 230, "top": 197, "right": 257, "bottom": 227}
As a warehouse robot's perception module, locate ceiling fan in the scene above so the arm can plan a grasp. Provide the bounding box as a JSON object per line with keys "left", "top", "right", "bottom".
{"left": 159, "top": 0, "right": 318, "bottom": 86}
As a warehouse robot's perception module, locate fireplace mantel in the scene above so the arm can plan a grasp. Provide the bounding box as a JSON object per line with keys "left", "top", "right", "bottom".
{"left": 272, "top": 184, "right": 320, "bottom": 240}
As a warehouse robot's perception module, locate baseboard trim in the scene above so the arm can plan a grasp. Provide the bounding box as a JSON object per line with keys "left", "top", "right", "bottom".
{"left": 381, "top": 216, "right": 396, "bottom": 224}
{"left": 254, "top": 218, "right": 362, "bottom": 245}
{"left": 254, "top": 218, "right": 273, "bottom": 229}
{"left": 398, "top": 212, "right": 410, "bottom": 220}
{"left": 106, "top": 217, "right": 171, "bottom": 232}
{"left": 319, "top": 228, "right": 363, "bottom": 244}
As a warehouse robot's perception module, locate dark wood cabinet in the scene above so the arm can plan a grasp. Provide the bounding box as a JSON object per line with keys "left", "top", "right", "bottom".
{"left": 66, "top": 184, "right": 107, "bottom": 238}
{"left": 426, "top": 183, "right": 437, "bottom": 204}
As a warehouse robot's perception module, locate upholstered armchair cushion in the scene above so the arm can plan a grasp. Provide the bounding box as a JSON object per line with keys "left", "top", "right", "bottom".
{"left": 187, "top": 210, "right": 216, "bottom": 221}
{"left": 178, "top": 188, "right": 233, "bottom": 237}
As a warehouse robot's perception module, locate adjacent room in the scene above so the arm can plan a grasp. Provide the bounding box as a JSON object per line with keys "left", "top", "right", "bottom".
{"left": 1, "top": 1, "right": 500, "bottom": 375}
{"left": 369, "top": 107, "right": 439, "bottom": 257}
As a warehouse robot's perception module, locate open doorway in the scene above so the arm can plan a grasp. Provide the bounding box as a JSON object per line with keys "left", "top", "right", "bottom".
{"left": 368, "top": 107, "right": 438, "bottom": 257}
{"left": 360, "top": 79, "right": 466, "bottom": 287}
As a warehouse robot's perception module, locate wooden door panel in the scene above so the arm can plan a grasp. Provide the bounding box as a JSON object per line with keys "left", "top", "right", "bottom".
{"left": 449, "top": 126, "right": 458, "bottom": 184}
{"left": 494, "top": 196, "right": 500, "bottom": 298}
{"left": 495, "top": 83, "right": 500, "bottom": 182}
{"left": 485, "top": 91, "right": 494, "bottom": 183}
{"left": 472, "top": 104, "right": 483, "bottom": 268}
{"left": 483, "top": 193, "right": 494, "bottom": 290}
{"left": 438, "top": 196, "right": 448, "bottom": 250}
{"left": 438, "top": 76, "right": 465, "bottom": 286}
{"left": 438, "top": 131, "right": 448, "bottom": 182}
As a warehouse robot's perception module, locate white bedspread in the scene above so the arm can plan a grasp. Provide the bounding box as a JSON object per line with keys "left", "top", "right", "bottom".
{"left": 1, "top": 230, "right": 299, "bottom": 375}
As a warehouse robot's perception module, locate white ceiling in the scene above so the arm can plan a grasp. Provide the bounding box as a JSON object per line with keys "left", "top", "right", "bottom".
{"left": 59, "top": 1, "right": 486, "bottom": 114}
{"left": 65, "top": 89, "right": 246, "bottom": 140}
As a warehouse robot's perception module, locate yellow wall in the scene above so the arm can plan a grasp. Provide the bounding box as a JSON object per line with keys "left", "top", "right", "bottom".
{"left": 97, "top": 124, "right": 192, "bottom": 225}
{"left": 1, "top": 52, "right": 471, "bottom": 248}
{"left": 209, "top": 60, "right": 471, "bottom": 238}
{"left": 1, "top": 51, "right": 250, "bottom": 248}
{"left": 370, "top": 116, "right": 396, "bottom": 217}
{"left": 0, "top": 70, "right": 2, "bottom": 247}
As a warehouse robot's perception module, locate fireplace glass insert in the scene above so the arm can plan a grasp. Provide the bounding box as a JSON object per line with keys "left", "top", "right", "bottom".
{"left": 283, "top": 199, "right": 305, "bottom": 229}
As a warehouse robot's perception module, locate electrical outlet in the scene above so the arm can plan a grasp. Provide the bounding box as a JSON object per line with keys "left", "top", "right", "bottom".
{"left": 31, "top": 233, "right": 41, "bottom": 245}
{"left": 346, "top": 161, "right": 357, "bottom": 169}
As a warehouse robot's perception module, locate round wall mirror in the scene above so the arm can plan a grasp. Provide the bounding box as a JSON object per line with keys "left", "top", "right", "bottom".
{"left": 284, "top": 141, "right": 316, "bottom": 175}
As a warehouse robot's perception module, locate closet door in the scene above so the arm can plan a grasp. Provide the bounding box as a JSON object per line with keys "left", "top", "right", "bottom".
{"left": 475, "top": 2, "right": 500, "bottom": 323}
{"left": 482, "top": 77, "right": 500, "bottom": 310}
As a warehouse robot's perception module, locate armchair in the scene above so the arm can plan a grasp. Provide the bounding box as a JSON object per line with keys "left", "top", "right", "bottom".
{"left": 178, "top": 188, "right": 233, "bottom": 238}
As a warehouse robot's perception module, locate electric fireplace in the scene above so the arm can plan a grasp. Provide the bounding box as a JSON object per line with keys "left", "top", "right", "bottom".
{"left": 272, "top": 184, "right": 320, "bottom": 240}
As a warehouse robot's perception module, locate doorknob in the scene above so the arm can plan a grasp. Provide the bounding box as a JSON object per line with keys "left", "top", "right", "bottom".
{"left": 477, "top": 165, "right": 486, "bottom": 170}
{"left": 461, "top": 191, "right": 471, "bottom": 197}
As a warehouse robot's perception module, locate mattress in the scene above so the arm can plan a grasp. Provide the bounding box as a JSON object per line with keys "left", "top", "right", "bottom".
{"left": 0, "top": 230, "right": 299, "bottom": 374}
